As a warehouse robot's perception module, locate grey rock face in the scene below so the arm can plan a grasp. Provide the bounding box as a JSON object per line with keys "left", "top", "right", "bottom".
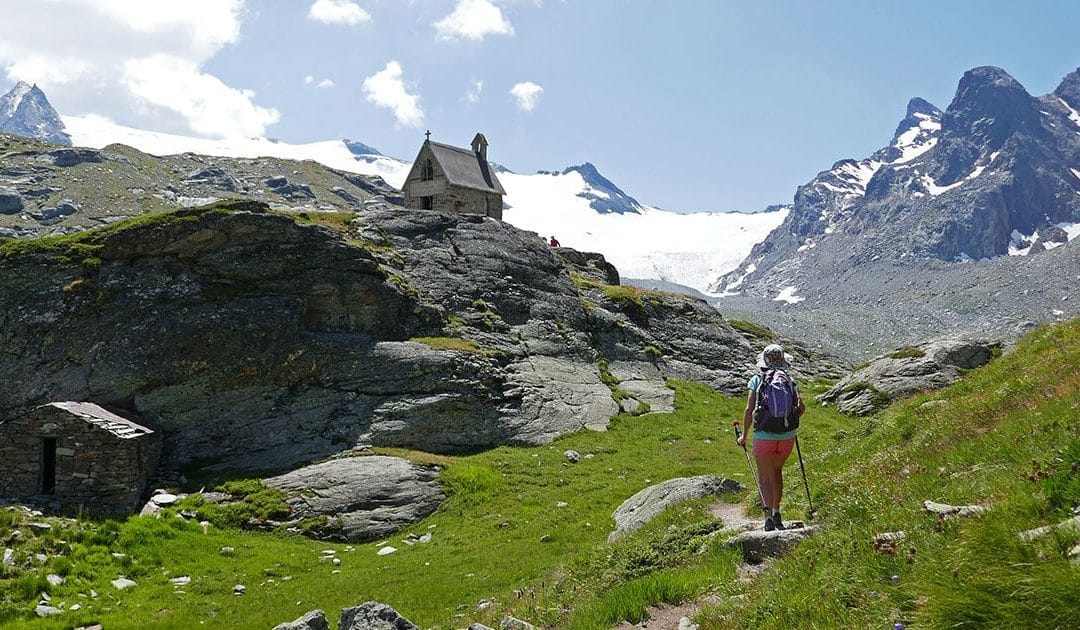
{"left": 818, "top": 337, "right": 1001, "bottom": 415}
{"left": 273, "top": 609, "right": 330, "bottom": 630}
{"left": 608, "top": 476, "right": 744, "bottom": 542}
{"left": 725, "top": 525, "right": 821, "bottom": 563}
{"left": 264, "top": 457, "right": 444, "bottom": 542}
{"left": 339, "top": 601, "right": 418, "bottom": 630}
{"left": 0, "top": 202, "right": 790, "bottom": 482}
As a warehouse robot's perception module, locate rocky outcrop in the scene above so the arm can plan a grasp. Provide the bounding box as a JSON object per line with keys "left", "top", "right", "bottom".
{"left": 608, "top": 476, "right": 744, "bottom": 542}
{"left": 818, "top": 337, "right": 1001, "bottom": 415}
{"left": 264, "top": 456, "right": 443, "bottom": 542}
{"left": 725, "top": 525, "right": 821, "bottom": 563}
{"left": 339, "top": 601, "right": 418, "bottom": 630}
{"left": 0, "top": 202, "right": 773, "bottom": 478}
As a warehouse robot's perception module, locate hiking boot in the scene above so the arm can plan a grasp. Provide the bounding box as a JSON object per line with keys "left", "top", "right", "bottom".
{"left": 773, "top": 512, "right": 785, "bottom": 530}
{"left": 764, "top": 515, "right": 775, "bottom": 531}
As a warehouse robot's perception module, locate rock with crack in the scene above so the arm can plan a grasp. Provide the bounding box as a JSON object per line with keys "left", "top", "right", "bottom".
{"left": 265, "top": 456, "right": 444, "bottom": 542}
{"left": 608, "top": 476, "right": 744, "bottom": 542}
{"left": 725, "top": 525, "right": 821, "bottom": 564}
{"left": 818, "top": 336, "right": 1002, "bottom": 415}
{"left": 339, "top": 601, "right": 418, "bottom": 630}
{"left": 272, "top": 609, "right": 329, "bottom": 630}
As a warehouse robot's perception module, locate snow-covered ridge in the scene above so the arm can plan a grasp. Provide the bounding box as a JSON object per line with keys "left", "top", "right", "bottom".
{"left": 61, "top": 113, "right": 783, "bottom": 296}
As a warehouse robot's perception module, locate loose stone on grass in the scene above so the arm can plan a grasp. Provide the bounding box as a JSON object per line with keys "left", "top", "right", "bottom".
{"left": 564, "top": 450, "right": 581, "bottom": 463}
{"left": 377, "top": 546, "right": 397, "bottom": 556}
{"left": 340, "top": 601, "right": 418, "bottom": 630}
{"left": 922, "top": 500, "right": 988, "bottom": 518}
{"left": 501, "top": 616, "right": 537, "bottom": 630}
{"left": 111, "top": 577, "right": 137, "bottom": 590}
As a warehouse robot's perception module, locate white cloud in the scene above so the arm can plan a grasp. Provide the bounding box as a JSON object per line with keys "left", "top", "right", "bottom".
{"left": 464, "top": 79, "right": 484, "bottom": 105}
{"left": 0, "top": 0, "right": 280, "bottom": 139}
{"left": 362, "top": 61, "right": 424, "bottom": 127}
{"left": 304, "top": 75, "right": 336, "bottom": 88}
{"left": 510, "top": 81, "right": 543, "bottom": 112}
{"left": 123, "top": 54, "right": 279, "bottom": 138}
{"left": 434, "top": 0, "right": 514, "bottom": 41}
{"left": 307, "top": 0, "right": 371, "bottom": 26}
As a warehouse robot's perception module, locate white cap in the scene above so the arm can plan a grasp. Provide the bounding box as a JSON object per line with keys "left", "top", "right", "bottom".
{"left": 756, "top": 343, "right": 793, "bottom": 369}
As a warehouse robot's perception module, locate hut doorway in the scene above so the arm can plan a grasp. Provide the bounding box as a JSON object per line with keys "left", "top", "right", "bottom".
{"left": 41, "top": 437, "right": 57, "bottom": 494}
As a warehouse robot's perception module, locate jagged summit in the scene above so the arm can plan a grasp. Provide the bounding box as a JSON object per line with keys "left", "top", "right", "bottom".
{"left": 343, "top": 139, "right": 382, "bottom": 156}
{"left": 560, "top": 162, "right": 644, "bottom": 214}
{"left": 0, "top": 81, "right": 71, "bottom": 146}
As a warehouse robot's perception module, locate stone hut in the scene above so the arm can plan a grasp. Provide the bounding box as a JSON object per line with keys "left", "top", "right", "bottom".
{"left": 402, "top": 133, "right": 505, "bottom": 219}
{"left": 0, "top": 402, "right": 162, "bottom": 514}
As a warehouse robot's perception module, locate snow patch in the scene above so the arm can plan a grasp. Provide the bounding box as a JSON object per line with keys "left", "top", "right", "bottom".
{"left": 892, "top": 116, "right": 941, "bottom": 164}
{"left": 1070, "top": 168, "right": 1080, "bottom": 183}
{"left": 1058, "top": 221, "right": 1080, "bottom": 241}
{"left": 503, "top": 170, "right": 787, "bottom": 295}
{"left": 773, "top": 286, "right": 805, "bottom": 304}
{"left": 1059, "top": 97, "right": 1080, "bottom": 130}
{"left": 63, "top": 114, "right": 413, "bottom": 188}
{"left": 716, "top": 264, "right": 756, "bottom": 297}
{"left": 920, "top": 174, "right": 965, "bottom": 196}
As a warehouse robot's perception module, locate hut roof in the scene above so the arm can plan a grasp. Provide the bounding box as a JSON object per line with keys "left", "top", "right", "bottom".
{"left": 43, "top": 402, "right": 155, "bottom": 439}
{"left": 427, "top": 141, "right": 506, "bottom": 195}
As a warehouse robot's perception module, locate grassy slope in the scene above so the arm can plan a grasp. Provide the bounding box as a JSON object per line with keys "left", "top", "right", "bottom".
{"left": 702, "top": 320, "right": 1080, "bottom": 628}
{"left": 2, "top": 320, "right": 1076, "bottom": 628}
{"left": 0, "top": 381, "right": 849, "bottom": 629}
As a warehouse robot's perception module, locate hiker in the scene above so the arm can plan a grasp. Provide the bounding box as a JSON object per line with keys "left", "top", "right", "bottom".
{"left": 549, "top": 235, "right": 561, "bottom": 247}
{"left": 736, "top": 343, "right": 804, "bottom": 531}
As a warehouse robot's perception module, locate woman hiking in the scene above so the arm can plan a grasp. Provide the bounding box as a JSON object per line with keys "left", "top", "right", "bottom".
{"left": 736, "top": 343, "right": 805, "bottom": 531}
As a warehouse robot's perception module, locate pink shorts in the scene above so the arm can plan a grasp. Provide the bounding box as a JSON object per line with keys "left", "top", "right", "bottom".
{"left": 753, "top": 437, "right": 795, "bottom": 457}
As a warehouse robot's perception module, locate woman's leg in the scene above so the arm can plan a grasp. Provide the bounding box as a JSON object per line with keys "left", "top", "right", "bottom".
{"left": 759, "top": 454, "right": 785, "bottom": 510}
{"left": 753, "top": 453, "right": 774, "bottom": 510}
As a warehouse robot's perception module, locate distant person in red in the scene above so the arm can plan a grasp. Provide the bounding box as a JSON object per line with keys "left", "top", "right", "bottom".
{"left": 549, "top": 236, "right": 561, "bottom": 247}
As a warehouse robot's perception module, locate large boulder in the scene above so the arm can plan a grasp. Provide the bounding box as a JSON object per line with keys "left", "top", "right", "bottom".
{"left": 818, "top": 336, "right": 1001, "bottom": 415}
{"left": 608, "top": 476, "right": 744, "bottom": 542}
{"left": 339, "top": 601, "right": 418, "bottom": 630}
{"left": 725, "top": 525, "right": 821, "bottom": 563}
{"left": 264, "top": 456, "right": 444, "bottom": 542}
{"left": 0, "top": 188, "right": 24, "bottom": 214}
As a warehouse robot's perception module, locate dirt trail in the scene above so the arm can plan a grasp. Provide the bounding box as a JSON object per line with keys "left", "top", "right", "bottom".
{"left": 613, "top": 501, "right": 763, "bottom": 629}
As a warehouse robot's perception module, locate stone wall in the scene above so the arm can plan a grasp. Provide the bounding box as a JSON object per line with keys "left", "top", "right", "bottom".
{"left": 0, "top": 406, "right": 162, "bottom": 514}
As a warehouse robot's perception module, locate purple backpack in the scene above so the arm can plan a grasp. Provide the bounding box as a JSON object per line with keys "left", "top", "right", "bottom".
{"left": 753, "top": 369, "right": 800, "bottom": 433}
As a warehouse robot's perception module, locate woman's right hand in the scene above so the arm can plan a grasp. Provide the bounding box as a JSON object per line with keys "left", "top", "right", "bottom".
{"left": 736, "top": 435, "right": 746, "bottom": 447}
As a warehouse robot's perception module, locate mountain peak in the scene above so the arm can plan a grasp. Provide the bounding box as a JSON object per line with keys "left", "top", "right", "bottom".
{"left": 948, "top": 66, "right": 1030, "bottom": 113}
{"left": 1053, "top": 67, "right": 1080, "bottom": 108}
{"left": 905, "top": 97, "right": 941, "bottom": 118}
{"left": 560, "top": 162, "right": 643, "bottom": 215}
{"left": 0, "top": 81, "right": 72, "bottom": 146}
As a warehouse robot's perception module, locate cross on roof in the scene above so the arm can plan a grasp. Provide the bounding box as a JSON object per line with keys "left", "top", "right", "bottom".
{"left": 425, "top": 130, "right": 431, "bottom": 141}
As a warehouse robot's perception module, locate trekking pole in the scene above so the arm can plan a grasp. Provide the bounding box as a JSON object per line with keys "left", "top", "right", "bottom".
{"left": 794, "top": 436, "right": 816, "bottom": 519}
{"left": 733, "top": 421, "right": 767, "bottom": 511}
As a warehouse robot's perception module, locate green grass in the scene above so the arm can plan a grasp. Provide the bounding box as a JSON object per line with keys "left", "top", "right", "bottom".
{"left": 887, "top": 346, "right": 926, "bottom": 359}
{"left": 0, "top": 199, "right": 264, "bottom": 262}
{"left": 569, "top": 272, "right": 679, "bottom": 310}
{"left": 699, "top": 319, "right": 1080, "bottom": 629}
{"left": 0, "top": 380, "right": 851, "bottom": 629}
{"left": 727, "top": 319, "right": 778, "bottom": 342}
{"left": 410, "top": 336, "right": 484, "bottom": 353}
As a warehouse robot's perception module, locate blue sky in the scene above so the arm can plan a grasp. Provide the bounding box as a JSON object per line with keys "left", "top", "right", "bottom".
{"left": 3, "top": 1, "right": 1080, "bottom": 211}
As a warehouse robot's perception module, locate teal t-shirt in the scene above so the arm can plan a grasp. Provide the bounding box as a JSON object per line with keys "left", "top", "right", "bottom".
{"left": 748, "top": 373, "right": 798, "bottom": 440}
